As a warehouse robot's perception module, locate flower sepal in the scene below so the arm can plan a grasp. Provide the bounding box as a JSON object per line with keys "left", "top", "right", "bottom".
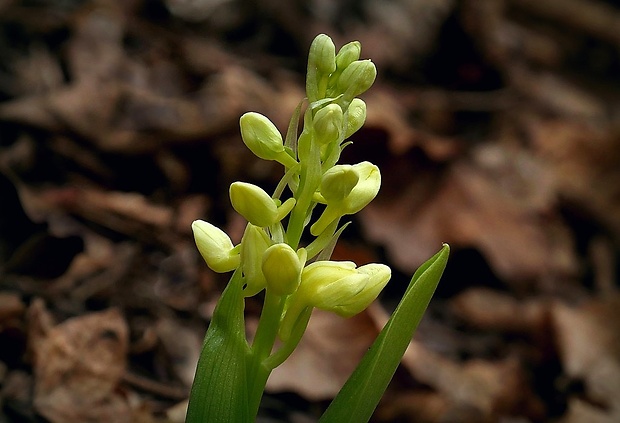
{"left": 192, "top": 220, "right": 240, "bottom": 273}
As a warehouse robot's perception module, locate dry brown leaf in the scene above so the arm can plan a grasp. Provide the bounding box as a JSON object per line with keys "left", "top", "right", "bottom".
{"left": 179, "top": 36, "right": 239, "bottom": 74}
{"left": 266, "top": 308, "right": 379, "bottom": 400}
{"left": 368, "top": 304, "right": 544, "bottom": 421}
{"left": 197, "top": 65, "right": 286, "bottom": 131}
{"left": 155, "top": 318, "right": 202, "bottom": 386}
{"left": 48, "top": 233, "right": 116, "bottom": 293}
{"left": 153, "top": 246, "right": 203, "bottom": 311}
{"left": 0, "top": 293, "right": 25, "bottom": 326}
{"left": 375, "top": 391, "right": 451, "bottom": 423}
{"left": 26, "top": 299, "right": 55, "bottom": 358}
{"left": 76, "top": 188, "right": 173, "bottom": 228}
{"left": 528, "top": 118, "right": 620, "bottom": 239}
{"left": 511, "top": 68, "right": 605, "bottom": 119}
{"left": 174, "top": 195, "right": 210, "bottom": 235}
{"left": 348, "top": 0, "right": 455, "bottom": 73}
{"left": 31, "top": 306, "right": 130, "bottom": 423}
{"left": 377, "top": 389, "right": 504, "bottom": 423}
{"left": 364, "top": 90, "right": 417, "bottom": 154}
{"left": 21, "top": 80, "right": 120, "bottom": 135}
{"left": 0, "top": 72, "right": 261, "bottom": 154}
{"left": 552, "top": 295, "right": 620, "bottom": 420}
{"left": 1, "top": 370, "right": 33, "bottom": 419}
{"left": 450, "top": 288, "right": 548, "bottom": 334}
{"left": 11, "top": 44, "right": 64, "bottom": 95}
{"left": 510, "top": 0, "right": 620, "bottom": 46}
{"left": 155, "top": 317, "right": 202, "bottom": 387}
{"left": 362, "top": 146, "right": 577, "bottom": 283}
{"left": 16, "top": 184, "right": 173, "bottom": 242}
{"left": 65, "top": 2, "right": 126, "bottom": 82}
{"left": 165, "top": 400, "right": 189, "bottom": 423}
{"left": 560, "top": 397, "right": 618, "bottom": 423}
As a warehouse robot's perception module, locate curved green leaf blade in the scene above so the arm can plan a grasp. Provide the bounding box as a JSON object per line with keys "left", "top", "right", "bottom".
{"left": 186, "top": 270, "right": 252, "bottom": 423}
{"left": 319, "top": 244, "right": 450, "bottom": 423}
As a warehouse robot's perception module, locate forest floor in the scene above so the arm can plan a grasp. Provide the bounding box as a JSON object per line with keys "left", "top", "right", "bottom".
{"left": 1, "top": 1, "right": 620, "bottom": 422}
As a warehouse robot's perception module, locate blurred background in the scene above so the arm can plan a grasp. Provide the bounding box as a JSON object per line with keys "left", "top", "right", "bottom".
{"left": 1, "top": 0, "right": 620, "bottom": 422}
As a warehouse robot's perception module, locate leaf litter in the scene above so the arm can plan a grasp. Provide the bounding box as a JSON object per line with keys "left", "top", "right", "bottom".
{"left": 0, "top": 0, "right": 619, "bottom": 422}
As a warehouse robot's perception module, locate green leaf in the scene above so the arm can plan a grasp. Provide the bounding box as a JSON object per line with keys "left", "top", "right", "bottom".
{"left": 319, "top": 244, "right": 450, "bottom": 423}
{"left": 186, "top": 269, "right": 252, "bottom": 423}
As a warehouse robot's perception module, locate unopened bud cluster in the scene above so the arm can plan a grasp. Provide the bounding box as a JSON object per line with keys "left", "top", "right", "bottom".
{"left": 192, "top": 34, "right": 390, "bottom": 339}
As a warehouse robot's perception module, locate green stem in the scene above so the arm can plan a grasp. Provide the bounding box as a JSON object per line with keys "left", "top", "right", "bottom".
{"left": 263, "top": 307, "right": 312, "bottom": 370}
{"left": 247, "top": 290, "right": 286, "bottom": 417}
{"left": 287, "top": 132, "right": 322, "bottom": 248}
{"left": 287, "top": 193, "right": 311, "bottom": 249}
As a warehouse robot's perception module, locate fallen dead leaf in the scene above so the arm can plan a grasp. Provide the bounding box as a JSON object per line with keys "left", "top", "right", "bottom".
{"left": 368, "top": 303, "right": 544, "bottom": 421}
{"left": 375, "top": 391, "right": 451, "bottom": 423}
{"left": 155, "top": 317, "right": 202, "bottom": 387}
{"left": 552, "top": 294, "right": 620, "bottom": 421}
{"left": 30, "top": 305, "right": 130, "bottom": 423}
{"left": 377, "top": 388, "right": 505, "bottom": 423}
{"left": 450, "top": 287, "right": 548, "bottom": 334}
{"left": 15, "top": 184, "right": 174, "bottom": 242}
{"left": 0, "top": 293, "right": 25, "bottom": 326}
{"left": 528, "top": 118, "right": 620, "bottom": 239}
{"left": 559, "top": 397, "right": 618, "bottom": 423}
{"left": 362, "top": 145, "right": 578, "bottom": 284}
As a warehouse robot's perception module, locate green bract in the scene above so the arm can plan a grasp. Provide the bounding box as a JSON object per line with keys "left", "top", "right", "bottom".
{"left": 187, "top": 33, "right": 448, "bottom": 423}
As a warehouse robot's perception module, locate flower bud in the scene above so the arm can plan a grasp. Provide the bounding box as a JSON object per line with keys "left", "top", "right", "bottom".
{"left": 240, "top": 112, "right": 283, "bottom": 159}
{"left": 262, "top": 244, "right": 303, "bottom": 296}
{"left": 309, "top": 34, "right": 336, "bottom": 76}
{"left": 240, "top": 112, "right": 298, "bottom": 168}
{"left": 335, "top": 41, "right": 361, "bottom": 70}
{"left": 320, "top": 165, "right": 359, "bottom": 202}
{"left": 241, "top": 224, "right": 271, "bottom": 297}
{"left": 313, "top": 104, "right": 343, "bottom": 146}
{"left": 344, "top": 98, "right": 366, "bottom": 138}
{"left": 192, "top": 220, "right": 240, "bottom": 273}
{"left": 337, "top": 60, "right": 377, "bottom": 100}
{"left": 230, "top": 182, "right": 278, "bottom": 227}
{"left": 307, "top": 34, "right": 336, "bottom": 102}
